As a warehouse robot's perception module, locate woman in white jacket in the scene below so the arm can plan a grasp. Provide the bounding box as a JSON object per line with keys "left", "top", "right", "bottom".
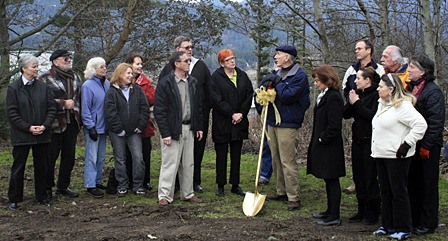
{"left": 371, "top": 74, "right": 427, "bottom": 240}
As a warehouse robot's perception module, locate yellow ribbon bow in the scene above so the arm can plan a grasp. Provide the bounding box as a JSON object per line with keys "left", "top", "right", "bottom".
{"left": 255, "top": 86, "right": 281, "bottom": 125}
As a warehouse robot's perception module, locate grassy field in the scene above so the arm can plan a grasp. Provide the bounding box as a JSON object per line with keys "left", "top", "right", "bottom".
{"left": 0, "top": 143, "right": 447, "bottom": 240}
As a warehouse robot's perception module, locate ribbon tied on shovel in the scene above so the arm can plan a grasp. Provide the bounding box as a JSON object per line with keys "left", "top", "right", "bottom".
{"left": 242, "top": 86, "right": 281, "bottom": 217}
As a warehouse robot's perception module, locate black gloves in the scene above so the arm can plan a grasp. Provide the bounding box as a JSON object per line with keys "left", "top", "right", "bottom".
{"left": 396, "top": 141, "right": 411, "bottom": 158}
{"left": 89, "top": 127, "right": 98, "bottom": 141}
{"left": 260, "top": 73, "right": 281, "bottom": 89}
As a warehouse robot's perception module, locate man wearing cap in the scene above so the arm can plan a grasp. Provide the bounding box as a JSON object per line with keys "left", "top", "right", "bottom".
{"left": 262, "top": 45, "right": 310, "bottom": 211}
{"left": 39, "top": 49, "right": 82, "bottom": 199}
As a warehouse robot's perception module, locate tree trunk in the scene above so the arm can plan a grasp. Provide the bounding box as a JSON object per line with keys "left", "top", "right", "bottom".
{"left": 312, "top": 0, "right": 330, "bottom": 63}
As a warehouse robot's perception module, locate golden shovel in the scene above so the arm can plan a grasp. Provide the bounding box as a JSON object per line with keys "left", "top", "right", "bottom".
{"left": 242, "top": 104, "right": 268, "bottom": 217}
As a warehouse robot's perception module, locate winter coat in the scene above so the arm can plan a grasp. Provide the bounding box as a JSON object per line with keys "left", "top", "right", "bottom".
{"left": 81, "top": 76, "right": 110, "bottom": 134}
{"left": 39, "top": 67, "right": 82, "bottom": 132}
{"left": 307, "top": 89, "right": 345, "bottom": 179}
{"left": 266, "top": 63, "right": 310, "bottom": 128}
{"left": 342, "top": 59, "right": 383, "bottom": 102}
{"left": 408, "top": 80, "right": 445, "bottom": 149}
{"left": 135, "top": 73, "right": 156, "bottom": 137}
{"left": 343, "top": 85, "right": 379, "bottom": 144}
{"left": 154, "top": 72, "right": 203, "bottom": 141}
{"left": 105, "top": 84, "right": 149, "bottom": 136}
{"left": 6, "top": 77, "right": 57, "bottom": 146}
{"left": 209, "top": 67, "right": 254, "bottom": 143}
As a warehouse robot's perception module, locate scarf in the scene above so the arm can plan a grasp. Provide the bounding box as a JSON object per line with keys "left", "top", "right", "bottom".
{"left": 411, "top": 78, "right": 426, "bottom": 100}
{"left": 53, "top": 67, "right": 75, "bottom": 99}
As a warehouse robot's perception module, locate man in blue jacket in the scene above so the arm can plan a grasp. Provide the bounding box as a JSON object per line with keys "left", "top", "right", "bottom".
{"left": 260, "top": 45, "right": 310, "bottom": 211}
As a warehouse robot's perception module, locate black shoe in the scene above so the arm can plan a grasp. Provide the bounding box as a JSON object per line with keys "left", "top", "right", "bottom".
{"left": 362, "top": 217, "right": 378, "bottom": 225}
{"left": 317, "top": 217, "right": 341, "bottom": 226}
{"left": 144, "top": 183, "right": 153, "bottom": 191}
{"left": 87, "top": 188, "right": 104, "bottom": 198}
{"left": 56, "top": 188, "right": 79, "bottom": 198}
{"left": 37, "top": 199, "right": 50, "bottom": 206}
{"left": 8, "top": 202, "right": 18, "bottom": 211}
{"left": 257, "top": 178, "right": 269, "bottom": 186}
{"left": 96, "top": 184, "right": 107, "bottom": 190}
{"left": 266, "top": 194, "right": 288, "bottom": 201}
{"left": 231, "top": 186, "right": 246, "bottom": 196}
{"left": 312, "top": 211, "right": 330, "bottom": 219}
{"left": 415, "top": 226, "right": 435, "bottom": 235}
{"left": 193, "top": 184, "right": 204, "bottom": 193}
{"left": 216, "top": 187, "right": 225, "bottom": 196}
{"left": 348, "top": 212, "right": 364, "bottom": 223}
{"left": 287, "top": 201, "right": 300, "bottom": 211}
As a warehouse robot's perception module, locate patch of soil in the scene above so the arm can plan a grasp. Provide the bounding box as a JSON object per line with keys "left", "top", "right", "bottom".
{"left": 1, "top": 194, "right": 445, "bottom": 241}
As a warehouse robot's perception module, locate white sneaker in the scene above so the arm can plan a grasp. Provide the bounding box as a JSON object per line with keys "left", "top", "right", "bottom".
{"left": 389, "top": 232, "right": 411, "bottom": 240}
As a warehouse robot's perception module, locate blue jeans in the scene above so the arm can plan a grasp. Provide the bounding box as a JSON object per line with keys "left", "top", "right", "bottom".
{"left": 260, "top": 133, "right": 272, "bottom": 182}
{"left": 84, "top": 132, "right": 107, "bottom": 188}
{"left": 109, "top": 131, "right": 144, "bottom": 191}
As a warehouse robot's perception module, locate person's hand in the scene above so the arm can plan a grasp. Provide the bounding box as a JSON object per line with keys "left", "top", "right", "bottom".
{"left": 396, "top": 142, "right": 411, "bottom": 158}
{"left": 196, "top": 131, "right": 203, "bottom": 141}
{"left": 88, "top": 128, "right": 98, "bottom": 141}
{"left": 162, "top": 136, "right": 172, "bottom": 146}
{"left": 349, "top": 90, "right": 359, "bottom": 105}
{"left": 260, "top": 73, "right": 280, "bottom": 89}
{"left": 64, "top": 99, "right": 74, "bottom": 110}
{"left": 420, "top": 147, "right": 430, "bottom": 159}
{"left": 29, "top": 125, "right": 45, "bottom": 135}
{"left": 232, "top": 113, "right": 243, "bottom": 124}
{"left": 134, "top": 128, "right": 142, "bottom": 134}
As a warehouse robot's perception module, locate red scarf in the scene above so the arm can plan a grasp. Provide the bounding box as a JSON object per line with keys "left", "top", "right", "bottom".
{"left": 411, "top": 78, "right": 426, "bottom": 100}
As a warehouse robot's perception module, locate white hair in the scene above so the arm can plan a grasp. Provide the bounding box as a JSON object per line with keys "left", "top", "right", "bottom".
{"left": 84, "top": 57, "right": 106, "bottom": 79}
{"left": 18, "top": 54, "right": 39, "bottom": 73}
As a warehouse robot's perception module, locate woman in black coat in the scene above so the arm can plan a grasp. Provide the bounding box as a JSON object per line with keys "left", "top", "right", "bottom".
{"left": 307, "top": 65, "right": 345, "bottom": 226}
{"left": 343, "top": 67, "right": 381, "bottom": 225}
{"left": 407, "top": 55, "right": 445, "bottom": 235}
{"left": 209, "top": 49, "right": 254, "bottom": 197}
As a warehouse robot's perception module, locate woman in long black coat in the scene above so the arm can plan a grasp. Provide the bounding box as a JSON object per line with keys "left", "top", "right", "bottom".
{"left": 307, "top": 65, "right": 345, "bottom": 226}
{"left": 209, "top": 49, "right": 254, "bottom": 197}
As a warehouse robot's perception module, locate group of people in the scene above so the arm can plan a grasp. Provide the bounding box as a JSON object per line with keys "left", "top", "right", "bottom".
{"left": 5, "top": 36, "right": 445, "bottom": 240}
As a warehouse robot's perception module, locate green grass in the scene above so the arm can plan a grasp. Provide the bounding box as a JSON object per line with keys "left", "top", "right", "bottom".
{"left": 1, "top": 145, "right": 448, "bottom": 239}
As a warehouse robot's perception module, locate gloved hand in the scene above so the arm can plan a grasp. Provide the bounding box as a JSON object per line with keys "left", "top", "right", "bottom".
{"left": 420, "top": 147, "right": 430, "bottom": 159}
{"left": 260, "top": 73, "right": 280, "bottom": 89}
{"left": 396, "top": 141, "right": 411, "bottom": 158}
{"left": 88, "top": 128, "right": 98, "bottom": 141}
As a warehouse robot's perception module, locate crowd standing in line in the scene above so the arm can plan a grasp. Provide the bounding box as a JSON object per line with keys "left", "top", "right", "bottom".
{"left": 5, "top": 39, "right": 447, "bottom": 240}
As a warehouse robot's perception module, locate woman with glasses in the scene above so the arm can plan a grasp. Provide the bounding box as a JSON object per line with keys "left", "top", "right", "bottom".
{"left": 407, "top": 55, "right": 445, "bottom": 235}
{"left": 371, "top": 74, "right": 427, "bottom": 240}
{"left": 209, "top": 49, "right": 254, "bottom": 197}
{"left": 343, "top": 67, "right": 381, "bottom": 225}
{"left": 308, "top": 65, "right": 345, "bottom": 226}
{"left": 105, "top": 63, "right": 149, "bottom": 197}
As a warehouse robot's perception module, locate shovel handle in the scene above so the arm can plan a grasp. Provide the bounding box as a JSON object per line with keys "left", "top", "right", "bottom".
{"left": 254, "top": 106, "right": 268, "bottom": 194}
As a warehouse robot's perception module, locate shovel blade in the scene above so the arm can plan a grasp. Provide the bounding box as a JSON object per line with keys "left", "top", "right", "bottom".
{"left": 242, "top": 192, "right": 266, "bottom": 217}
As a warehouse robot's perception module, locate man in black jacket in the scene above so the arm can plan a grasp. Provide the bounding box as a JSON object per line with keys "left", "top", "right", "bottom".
{"left": 6, "top": 55, "right": 56, "bottom": 210}
{"left": 154, "top": 51, "right": 203, "bottom": 205}
{"left": 159, "top": 36, "right": 211, "bottom": 193}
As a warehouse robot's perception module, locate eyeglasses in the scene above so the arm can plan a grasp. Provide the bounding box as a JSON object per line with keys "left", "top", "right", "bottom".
{"left": 177, "top": 58, "right": 191, "bottom": 63}
{"left": 96, "top": 65, "right": 107, "bottom": 69}
{"left": 58, "top": 56, "right": 72, "bottom": 62}
{"left": 180, "top": 45, "right": 193, "bottom": 50}
{"left": 225, "top": 57, "right": 235, "bottom": 62}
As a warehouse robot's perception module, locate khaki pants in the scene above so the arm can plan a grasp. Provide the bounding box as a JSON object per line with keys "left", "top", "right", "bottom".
{"left": 267, "top": 126, "right": 300, "bottom": 202}
{"left": 158, "top": 124, "right": 194, "bottom": 202}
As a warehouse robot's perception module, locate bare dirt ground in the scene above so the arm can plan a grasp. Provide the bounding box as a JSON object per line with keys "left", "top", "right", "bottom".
{"left": 0, "top": 191, "right": 447, "bottom": 241}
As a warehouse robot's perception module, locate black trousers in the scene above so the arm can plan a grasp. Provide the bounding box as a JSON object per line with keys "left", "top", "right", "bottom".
{"left": 126, "top": 136, "right": 152, "bottom": 186}
{"left": 47, "top": 118, "right": 79, "bottom": 190}
{"left": 376, "top": 157, "right": 412, "bottom": 233}
{"left": 408, "top": 145, "right": 440, "bottom": 230}
{"left": 324, "top": 178, "right": 341, "bottom": 219}
{"left": 352, "top": 142, "right": 380, "bottom": 218}
{"left": 215, "top": 140, "right": 243, "bottom": 186}
{"left": 9, "top": 144, "right": 48, "bottom": 203}
{"left": 193, "top": 107, "right": 210, "bottom": 186}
